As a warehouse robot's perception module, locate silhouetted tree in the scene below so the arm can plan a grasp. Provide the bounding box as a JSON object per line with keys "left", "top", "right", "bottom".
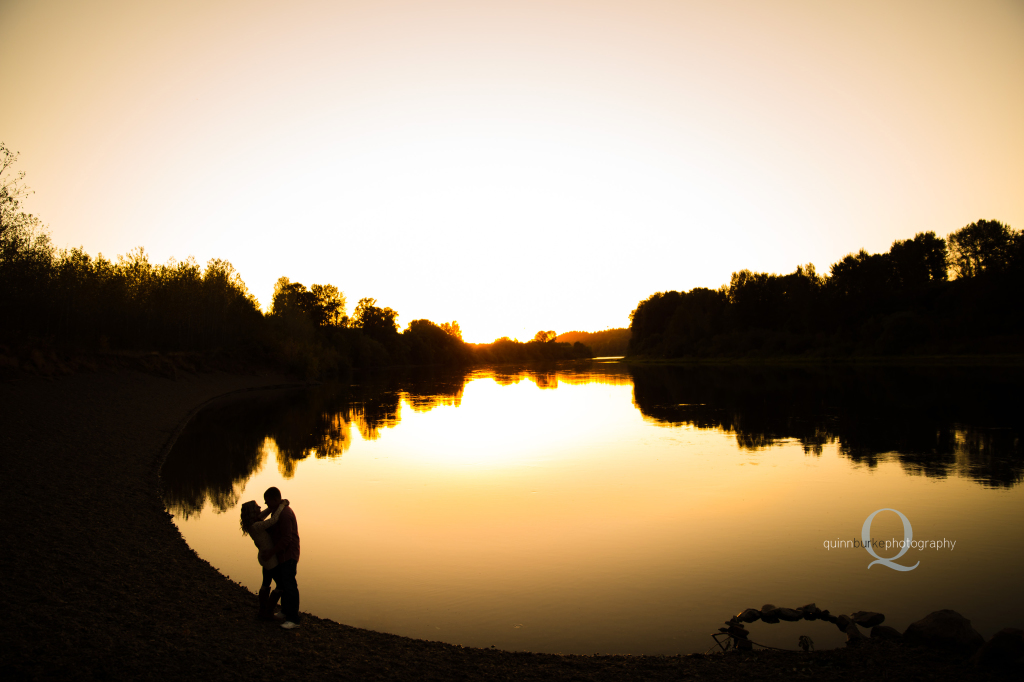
{"left": 440, "top": 321, "right": 462, "bottom": 340}
{"left": 947, "top": 219, "right": 1019, "bottom": 278}
{"left": 1, "top": 143, "right": 54, "bottom": 329}
{"left": 666, "top": 287, "right": 730, "bottom": 354}
{"left": 310, "top": 283, "right": 346, "bottom": 327}
{"left": 888, "top": 231, "right": 948, "bottom": 286}
{"left": 403, "top": 319, "right": 472, "bottom": 365}
{"left": 828, "top": 249, "right": 893, "bottom": 299}
{"left": 627, "top": 290, "right": 684, "bottom": 355}
{"left": 352, "top": 297, "right": 399, "bottom": 342}
{"left": 0, "top": 143, "right": 41, "bottom": 235}
{"left": 271, "top": 277, "right": 316, "bottom": 318}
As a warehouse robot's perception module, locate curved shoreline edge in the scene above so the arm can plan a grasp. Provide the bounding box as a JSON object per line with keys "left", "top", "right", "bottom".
{"left": 151, "top": 381, "right": 315, "bottom": 504}
{"left": 1, "top": 369, "right": 1014, "bottom": 681}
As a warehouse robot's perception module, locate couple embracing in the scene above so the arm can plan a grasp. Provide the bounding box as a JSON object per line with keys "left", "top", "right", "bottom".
{"left": 240, "top": 486, "right": 301, "bottom": 629}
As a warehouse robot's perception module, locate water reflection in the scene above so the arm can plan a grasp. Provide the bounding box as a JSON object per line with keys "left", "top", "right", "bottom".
{"left": 164, "top": 363, "right": 1022, "bottom": 522}
{"left": 628, "top": 364, "right": 1023, "bottom": 487}
{"left": 163, "top": 360, "right": 1024, "bottom": 654}
{"left": 479, "top": 363, "right": 632, "bottom": 389}
{"left": 163, "top": 369, "right": 467, "bottom": 517}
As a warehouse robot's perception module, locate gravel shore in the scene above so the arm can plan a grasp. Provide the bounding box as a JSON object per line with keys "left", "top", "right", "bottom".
{"left": 1, "top": 367, "right": 1016, "bottom": 681}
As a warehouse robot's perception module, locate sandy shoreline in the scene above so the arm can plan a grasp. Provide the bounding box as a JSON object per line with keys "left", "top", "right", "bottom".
{"left": 0, "top": 367, "right": 1015, "bottom": 680}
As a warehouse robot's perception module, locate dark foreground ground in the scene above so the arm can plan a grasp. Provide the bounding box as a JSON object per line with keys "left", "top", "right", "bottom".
{"left": 0, "top": 366, "right": 1018, "bottom": 681}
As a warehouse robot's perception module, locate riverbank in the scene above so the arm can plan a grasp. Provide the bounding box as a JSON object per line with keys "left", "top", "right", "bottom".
{"left": 1, "top": 367, "right": 1017, "bottom": 680}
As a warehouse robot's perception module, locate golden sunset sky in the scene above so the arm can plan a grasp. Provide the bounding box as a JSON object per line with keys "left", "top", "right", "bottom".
{"left": 2, "top": 0, "right": 1022, "bottom": 342}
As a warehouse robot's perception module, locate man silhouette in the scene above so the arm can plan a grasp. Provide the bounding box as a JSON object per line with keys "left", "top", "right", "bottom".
{"left": 262, "top": 486, "right": 301, "bottom": 629}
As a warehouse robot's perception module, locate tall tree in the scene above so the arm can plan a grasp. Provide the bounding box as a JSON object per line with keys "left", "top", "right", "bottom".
{"left": 947, "top": 220, "right": 1018, "bottom": 278}
{"left": 1, "top": 142, "right": 51, "bottom": 264}
{"left": 310, "top": 283, "right": 346, "bottom": 327}
{"left": 271, "top": 277, "right": 317, "bottom": 318}
{"left": 352, "top": 297, "right": 399, "bottom": 341}
{"left": 0, "top": 143, "right": 54, "bottom": 329}
{"left": 888, "top": 231, "right": 948, "bottom": 286}
{"left": 440, "top": 321, "right": 462, "bottom": 340}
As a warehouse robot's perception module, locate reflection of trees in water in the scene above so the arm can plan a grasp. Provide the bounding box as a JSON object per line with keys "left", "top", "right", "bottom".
{"left": 487, "top": 370, "right": 526, "bottom": 387}
{"left": 404, "top": 370, "right": 467, "bottom": 411}
{"left": 838, "top": 425, "right": 1022, "bottom": 487}
{"left": 472, "top": 363, "right": 633, "bottom": 390}
{"left": 162, "top": 370, "right": 470, "bottom": 517}
{"left": 629, "top": 364, "right": 1023, "bottom": 488}
{"left": 350, "top": 396, "right": 400, "bottom": 441}
{"left": 530, "top": 371, "right": 559, "bottom": 389}
{"left": 270, "top": 409, "right": 354, "bottom": 479}
{"left": 163, "top": 361, "right": 1020, "bottom": 520}
{"left": 163, "top": 363, "right": 627, "bottom": 517}
{"left": 162, "top": 391, "right": 298, "bottom": 519}
{"left": 267, "top": 394, "right": 355, "bottom": 478}
{"left": 163, "top": 385, "right": 374, "bottom": 517}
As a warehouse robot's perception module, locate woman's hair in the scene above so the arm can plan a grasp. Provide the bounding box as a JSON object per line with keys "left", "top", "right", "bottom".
{"left": 239, "top": 500, "right": 261, "bottom": 535}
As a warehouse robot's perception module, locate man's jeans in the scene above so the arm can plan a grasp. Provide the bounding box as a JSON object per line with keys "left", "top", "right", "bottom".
{"left": 274, "top": 560, "right": 300, "bottom": 623}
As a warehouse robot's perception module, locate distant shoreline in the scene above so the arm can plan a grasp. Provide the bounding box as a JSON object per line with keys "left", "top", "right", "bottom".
{"left": 622, "top": 353, "right": 1024, "bottom": 367}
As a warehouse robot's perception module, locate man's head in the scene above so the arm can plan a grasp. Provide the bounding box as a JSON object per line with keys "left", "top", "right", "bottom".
{"left": 264, "top": 486, "right": 282, "bottom": 507}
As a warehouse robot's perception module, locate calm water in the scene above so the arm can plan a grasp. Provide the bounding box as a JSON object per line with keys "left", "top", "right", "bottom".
{"left": 163, "top": 361, "right": 1024, "bottom": 654}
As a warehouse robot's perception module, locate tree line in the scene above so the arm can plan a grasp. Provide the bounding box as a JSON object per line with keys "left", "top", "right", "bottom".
{"left": 266, "top": 279, "right": 590, "bottom": 375}
{"left": 628, "top": 221, "right": 1024, "bottom": 358}
{"left": 0, "top": 144, "right": 592, "bottom": 376}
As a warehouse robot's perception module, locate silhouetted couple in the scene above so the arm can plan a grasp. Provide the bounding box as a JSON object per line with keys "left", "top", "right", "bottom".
{"left": 239, "top": 487, "right": 301, "bottom": 629}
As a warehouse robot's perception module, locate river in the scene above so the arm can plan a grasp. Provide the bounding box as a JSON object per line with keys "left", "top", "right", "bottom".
{"left": 163, "top": 360, "right": 1024, "bottom": 654}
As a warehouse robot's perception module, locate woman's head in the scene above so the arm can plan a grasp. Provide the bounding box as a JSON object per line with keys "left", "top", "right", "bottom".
{"left": 239, "top": 500, "right": 261, "bottom": 535}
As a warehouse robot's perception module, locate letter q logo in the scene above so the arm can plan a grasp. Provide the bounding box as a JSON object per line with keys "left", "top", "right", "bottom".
{"left": 862, "top": 508, "right": 919, "bottom": 572}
